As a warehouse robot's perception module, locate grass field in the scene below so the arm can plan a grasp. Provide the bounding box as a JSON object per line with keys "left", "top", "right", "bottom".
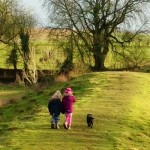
{"left": 0, "top": 71, "right": 150, "bottom": 150}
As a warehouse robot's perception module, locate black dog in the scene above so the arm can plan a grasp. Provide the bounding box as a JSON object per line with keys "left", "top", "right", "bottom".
{"left": 86, "top": 114, "right": 94, "bottom": 128}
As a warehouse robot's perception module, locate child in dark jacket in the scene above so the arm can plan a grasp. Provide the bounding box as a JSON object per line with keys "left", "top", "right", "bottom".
{"left": 62, "top": 87, "right": 76, "bottom": 130}
{"left": 48, "top": 90, "right": 62, "bottom": 129}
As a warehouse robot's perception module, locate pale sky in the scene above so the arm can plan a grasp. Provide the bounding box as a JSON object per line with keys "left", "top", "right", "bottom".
{"left": 20, "top": 0, "right": 49, "bottom": 26}
{"left": 19, "top": 0, "right": 150, "bottom": 30}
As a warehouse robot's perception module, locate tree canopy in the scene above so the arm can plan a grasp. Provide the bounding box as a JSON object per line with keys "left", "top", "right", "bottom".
{"left": 44, "top": 0, "right": 150, "bottom": 71}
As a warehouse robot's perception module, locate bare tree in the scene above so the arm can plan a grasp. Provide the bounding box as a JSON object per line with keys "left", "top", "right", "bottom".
{"left": 0, "top": 0, "right": 38, "bottom": 84}
{"left": 0, "top": 0, "right": 21, "bottom": 80}
{"left": 44, "top": 0, "right": 150, "bottom": 71}
{"left": 0, "top": 0, "right": 19, "bottom": 44}
{"left": 16, "top": 12, "right": 38, "bottom": 85}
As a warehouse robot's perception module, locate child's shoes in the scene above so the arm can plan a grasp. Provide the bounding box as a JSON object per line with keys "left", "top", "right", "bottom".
{"left": 51, "top": 123, "right": 55, "bottom": 129}
{"left": 63, "top": 122, "right": 68, "bottom": 129}
{"left": 56, "top": 123, "right": 60, "bottom": 129}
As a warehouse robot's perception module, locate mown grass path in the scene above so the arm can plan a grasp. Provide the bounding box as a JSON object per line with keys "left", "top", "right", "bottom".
{"left": 0, "top": 72, "right": 150, "bottom": 150}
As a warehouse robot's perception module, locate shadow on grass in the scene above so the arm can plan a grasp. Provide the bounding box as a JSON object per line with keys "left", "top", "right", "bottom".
{"left": 0, "top": 73, "right": 97, "bottom": 123}
{"left": 1, "top": 72, "right": 144, "bottom": 149}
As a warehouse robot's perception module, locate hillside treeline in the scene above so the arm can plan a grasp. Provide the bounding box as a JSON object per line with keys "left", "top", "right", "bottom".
{"left": 0, "top": 0, "right": 150, "bottom": 85}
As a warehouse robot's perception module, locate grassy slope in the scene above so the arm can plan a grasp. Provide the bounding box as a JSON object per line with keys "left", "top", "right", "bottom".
{"left": 0, "top": 72, "right": 150, "bottom": 150}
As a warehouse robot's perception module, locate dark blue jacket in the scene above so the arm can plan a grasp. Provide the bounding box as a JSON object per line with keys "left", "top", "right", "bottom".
{"left": 48, "top": 98, "right": 62, "bottom": 116}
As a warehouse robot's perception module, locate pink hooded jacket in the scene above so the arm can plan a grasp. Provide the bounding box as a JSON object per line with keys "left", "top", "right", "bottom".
{"left": 62, "top": 88, "right": 76, "bottom": 113}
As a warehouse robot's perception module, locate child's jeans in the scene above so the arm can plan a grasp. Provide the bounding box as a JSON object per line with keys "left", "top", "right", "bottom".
{"left": 51, "top": 114, "right": 60, "bottom": 124}
{"left": 65, "top": 113, "right": 72, "bottom": 127}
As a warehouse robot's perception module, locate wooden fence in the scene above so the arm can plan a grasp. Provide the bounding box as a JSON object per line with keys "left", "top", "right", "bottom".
{"left": 0, "top": 68, "right": 54, "bottom": 82}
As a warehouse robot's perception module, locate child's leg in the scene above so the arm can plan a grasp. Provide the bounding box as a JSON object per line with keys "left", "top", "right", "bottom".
{"left": 64, "top": 113, "right": 72, "bottom": 129}
{"left": 65, "top": 113, "right": 69, "bottom": 124}
{"left": 54, "top": 115, "right": 60, "bottom": 129}
{"left": 67, "top": 113, "right": 72, "bottom": 128}
{"left": 51, "top": 114, "right": 55, "bottom": 123}
{"left": 51, "top": 114, "right": 55, "bottom": 129}
{"left": 64, "top": 113, "right": 70, "bottom": 129}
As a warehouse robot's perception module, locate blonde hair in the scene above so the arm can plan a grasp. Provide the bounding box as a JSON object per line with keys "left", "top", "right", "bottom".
{"left": 51, "top": 90, "right": 62, "bottom": 100}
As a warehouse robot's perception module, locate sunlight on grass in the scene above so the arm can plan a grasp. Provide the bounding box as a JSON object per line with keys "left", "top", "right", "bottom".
{"left": 0, "top": 72, "right": 150, "bottom": 150}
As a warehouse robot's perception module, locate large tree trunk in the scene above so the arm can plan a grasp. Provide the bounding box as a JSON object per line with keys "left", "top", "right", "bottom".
{"left": 19, "top": 31, "right": 30, "bottom": 72}
{"left": 19, "top": 31, "right": 33, "bottom": 85}
{"left": 92, "top": 31, "right": 109, "bottom": 71}
{"left": 93, "top": 52, "right": 106, "bottom": 71}
{"left": 92, "top": 33, "right": 105, "bottom": 71}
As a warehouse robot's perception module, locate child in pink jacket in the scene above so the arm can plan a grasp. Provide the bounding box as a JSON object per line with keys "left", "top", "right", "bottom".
{"left": 62, "top": 87, "right": 76, "bottom": 130}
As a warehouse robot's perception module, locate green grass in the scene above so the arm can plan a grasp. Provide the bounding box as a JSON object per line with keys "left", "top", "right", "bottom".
{"left": 0, "top": 84, "right": 29, "bottom": 106}
{"left": 0, "top": 72, "right": 150, "bottom": 150}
